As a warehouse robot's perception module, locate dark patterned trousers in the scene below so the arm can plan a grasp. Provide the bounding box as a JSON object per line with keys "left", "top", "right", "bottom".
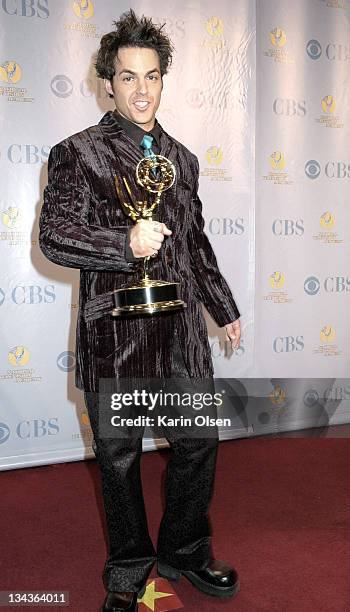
{"left": 84, "top": 331, "right": 219, "bottom": 592}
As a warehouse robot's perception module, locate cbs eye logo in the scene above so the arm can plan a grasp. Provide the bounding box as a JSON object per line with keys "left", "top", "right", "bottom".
{"left": 305, "top": 160, "right": 321, "bottom": 179}
{"left": 0, "top": 423, "right": 10, "bottom": 444}
{"left": 306, "top": 39, "right": 322, "bottom": 60}
{"left": 303, "top": 389, "right": 319, "bottom": 407}
{"left": 57, "top": 351, "right": 76, "bottom": 372}
{"left": 51, "top": 75, "right": 73, "bottom": 98}
{"left": 304, "top": 276, "right": 320, "bottom": 295}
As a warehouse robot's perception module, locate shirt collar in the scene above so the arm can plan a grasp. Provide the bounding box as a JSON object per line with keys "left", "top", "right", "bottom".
{"left": 113, "top": 110, "right": 161, "bottom": 149}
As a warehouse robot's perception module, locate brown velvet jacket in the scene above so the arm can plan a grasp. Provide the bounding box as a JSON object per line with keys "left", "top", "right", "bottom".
{"left": 39, "top": 111, "right": 241, "bottom": 391}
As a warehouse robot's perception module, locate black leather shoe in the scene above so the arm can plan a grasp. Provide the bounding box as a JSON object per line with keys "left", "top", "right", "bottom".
{"left": 101, "top": 591, "right": 138, "bottom": 612}
{"left": 158, "top": 559, "right": 240, "bottom": 598}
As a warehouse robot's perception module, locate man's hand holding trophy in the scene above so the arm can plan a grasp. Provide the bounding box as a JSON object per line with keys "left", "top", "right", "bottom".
{"left": 112, "top": 154, "right": 186, "bottom": 316}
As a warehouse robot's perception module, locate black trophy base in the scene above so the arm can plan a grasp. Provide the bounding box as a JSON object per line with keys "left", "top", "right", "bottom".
{"left": 111, "top": 280, "right": 186, "bottom": 316}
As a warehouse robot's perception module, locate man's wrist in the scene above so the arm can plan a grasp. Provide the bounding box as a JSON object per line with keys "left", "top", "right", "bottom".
{"left": 125, "top": 228, "right": 138, "bottom": 263}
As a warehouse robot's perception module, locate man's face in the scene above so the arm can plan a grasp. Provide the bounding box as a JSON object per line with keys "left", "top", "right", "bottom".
{"left": 105, "top": 46, "right": 163, "bottom": 132}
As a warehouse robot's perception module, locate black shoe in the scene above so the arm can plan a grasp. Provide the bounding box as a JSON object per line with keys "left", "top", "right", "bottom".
{"left": 158, "top": 559, "right": 240, "bottom": 598}
{"left": 101, "top": 591, "right": 139, "bottom": 612}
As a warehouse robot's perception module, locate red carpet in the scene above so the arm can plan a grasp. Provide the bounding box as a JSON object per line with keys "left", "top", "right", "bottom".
{"left": 1, "top": 437, "right": 350, "bottom": 611}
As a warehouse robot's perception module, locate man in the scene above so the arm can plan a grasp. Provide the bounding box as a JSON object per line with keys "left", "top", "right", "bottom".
{"left": 39, "top": 10, "right": 241, "bottom": 612}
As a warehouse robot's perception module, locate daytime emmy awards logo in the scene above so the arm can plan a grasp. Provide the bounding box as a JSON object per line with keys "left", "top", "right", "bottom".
{"left": 8, "top": 346, "right": 30, "bottom": 367}
{"left": 263, "top": 151, "right": 293, "bottom": 185}
{"left": 322, "top": 95, "right": 336, "bottom": 113}
{"left": 312, "top": 214, "right": 343, "bottom": 247}
{"left": 2, "top": 207, "right": 22, "bottom": 229}
{"left": 64, "top": 0, "right": 99, "bottom": 37}
{"left": 270, "top": 27, "right": 287, "bottom": 47}
{"left": 72, "top": 0, "right": 94, "bottom": 19}
{"left": 313, "top": 325, "right": 341, "bottom": 357}
{"left": 0, "top": 61, "right": 22, "bottom": 83}
{"left": 264, "top": 271, "right": 293, "bottom": 304}
{"left": 264, "top": 27, "right": 294, "bottom": 63}
{"left": 206, "top": 146, "right": 223, "bottom": 166}
{"left": 0, "top": 61, "right": 34, "bottom": 102}
{"left": 320, "top": 211, "right": 335, "bottom": 229}
{"left": 269, "top": 384, "right": 286, "bottom": 406}
{"left": 316, "top": 95, "right": 344, "bottom": 129}
{"left": 269, "top": 271, "right": 285, "bottom": 290}
{"left": 205, "top": 16, "right": 224, "bottom": 36}
{"left": 269, "top": 151, "right": 285, "bottom": 171}
{"left": 201, "top": 146, "right": 232, "bottom": 182}
{"left": 320, "top": 325, "right": 336, "bottom": 343}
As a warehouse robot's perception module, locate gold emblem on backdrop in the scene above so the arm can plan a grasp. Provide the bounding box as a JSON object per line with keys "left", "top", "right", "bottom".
{"left": 269, "top": 151, "right": 286, "bottom": 172}
{"left": 269, "top": 272, "right": 285, "bottom": 290}
{"left": 206, "top": 146, "right": 223, "bottom": 166}
{"left": 313, "top": 210, "right": 343, "bottom": 246}
{"left": 205, "top": 16, "right": 224, "bottom": 37}
{"left": 263, "top": 151, "right": 293, "bottom": 185}
{"left": 200, "top": 147, "right": 233, "bottom": 182}
{"left": 320, "top": 325, "right": 336, "bottom": 343}
{"left": 8, "top": 346, "right": 30, "bottom": 367}
{"left": 1, "top": 346, "right": 42, "bottom": 383}
{"left": 315, "top": 95, "right": 344, "bottom": 129}
{"left": 0, "top": 61, "right": 22, "bottom": 84}
{"left": 264, "top": 27, "right": 294, "bottom": 64}
{"left": 269, "top": 27, "right": 287, "bottom": 48}
{"left": 2, "top": 207, "right": 22, "bottom": 229}
{"left": 0, "top": 61, "right": 33, "bottom": 102}
{"left": 313, "top": 325, "right": 342, "bottom": 357}
{"left": 65, "top": 0, "right": 99, "bottom": 37}
{"left": 264, "top": 272, "right": 292, "bottom": 305}
{"left": 320, "top": 211, "right": 335, "bottom": 229}
{"left": 269, "top": 384, "right": 287, "bottom": 406}
{"left": 72, "top": 0, "right": 94, "bottom": 19}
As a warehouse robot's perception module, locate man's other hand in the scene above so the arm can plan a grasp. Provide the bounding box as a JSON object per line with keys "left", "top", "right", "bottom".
{"left": 129, "top": 219, "right": 172, "bottom": 258}
{"left": 225, "top": 319, "right": 241, "bottom": 350}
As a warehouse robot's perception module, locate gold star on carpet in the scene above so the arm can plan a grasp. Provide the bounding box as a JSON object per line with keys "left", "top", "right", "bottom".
{"left": 138, "top": 580, "right": 173, "bottom": 611}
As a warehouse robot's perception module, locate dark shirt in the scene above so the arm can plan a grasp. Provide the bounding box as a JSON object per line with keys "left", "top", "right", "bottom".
{"left": 114, "top": 110, "right": 161, "bottom": 154}
{"left": 114, "top": 111, "right": 161, "bottom": 262}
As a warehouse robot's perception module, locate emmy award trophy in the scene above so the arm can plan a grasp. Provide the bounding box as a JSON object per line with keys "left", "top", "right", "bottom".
{"left": 111, "top": 155, "right": 186, "bottom": 316}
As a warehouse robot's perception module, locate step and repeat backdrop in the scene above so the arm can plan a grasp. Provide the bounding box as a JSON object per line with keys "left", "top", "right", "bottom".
{"left": 1, "top": 0, "right": 349, "bottom": 469}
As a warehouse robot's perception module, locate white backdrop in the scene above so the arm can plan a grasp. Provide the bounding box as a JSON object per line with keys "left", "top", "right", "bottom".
{"left": 0, "top": 0, "right": 349, "bottom": 470}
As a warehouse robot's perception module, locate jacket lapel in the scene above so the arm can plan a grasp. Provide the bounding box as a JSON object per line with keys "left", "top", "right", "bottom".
{"left": 98, "top": 111, "right": 144, "bottom": 166}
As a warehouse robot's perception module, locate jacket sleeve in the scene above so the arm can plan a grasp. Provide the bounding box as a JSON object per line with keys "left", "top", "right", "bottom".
{"left": 187, "top": 156, "right": 241, "bottom": 327}
{"left": 39, "top": 140, "right": 137, "bottom": 273}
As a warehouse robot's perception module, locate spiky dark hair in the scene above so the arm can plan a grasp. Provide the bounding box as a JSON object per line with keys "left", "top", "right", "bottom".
{"left": 95, "top": 9, "right": 174, "bottom": 82}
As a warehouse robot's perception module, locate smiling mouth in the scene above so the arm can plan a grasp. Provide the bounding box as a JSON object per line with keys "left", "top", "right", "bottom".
{"left": 134, "top": 101, "right": 150, "bottom": 110}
